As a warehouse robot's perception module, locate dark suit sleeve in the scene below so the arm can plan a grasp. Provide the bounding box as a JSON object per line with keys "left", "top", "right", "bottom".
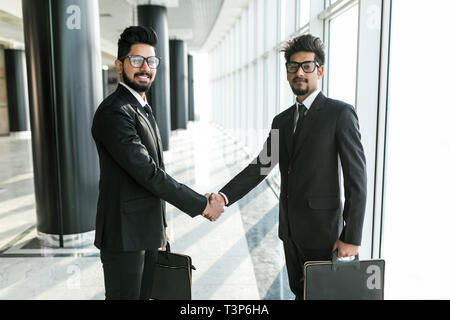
{"left": 219, "top": 119, "right": 279, "bottom": 206}
{"left": 92, "top": 105, "right": 207, "bottom": 217}
{"left": 336, "top": 106, "right": 367, "bottom": 246}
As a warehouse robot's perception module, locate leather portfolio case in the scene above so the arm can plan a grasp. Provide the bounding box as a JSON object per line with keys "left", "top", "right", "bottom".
{"left": 304, "top": 251, "right": 385, "bottom": 300}
{"left": 150, "top": 242, "right": 196, "bottom": 300}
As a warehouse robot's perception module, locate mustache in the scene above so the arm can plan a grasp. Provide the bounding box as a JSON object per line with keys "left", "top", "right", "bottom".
{"left": 134, "top": 72, "right": 152, "bottom": 78}
{"left": 293, "top": 77, "right": 308, "bottom": 83}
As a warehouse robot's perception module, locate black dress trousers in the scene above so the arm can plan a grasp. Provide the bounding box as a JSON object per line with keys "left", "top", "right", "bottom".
{"left": 283, "top": 238, "right": 332, "bottom": 300}
{"left": 100, "top": 249, "right": 158, "bottom": 300}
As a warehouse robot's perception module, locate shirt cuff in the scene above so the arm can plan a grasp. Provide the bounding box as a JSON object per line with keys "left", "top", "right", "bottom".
{"left": 218, "top": 192, "right": 229, "bottom": 206}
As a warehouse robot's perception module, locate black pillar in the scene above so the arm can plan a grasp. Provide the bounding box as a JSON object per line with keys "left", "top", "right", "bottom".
{"left": 138, "top": 5, "right": 171, "bottom": 151}
{"left": 187, "top": 54, "right": 195, "bottom": 121}
{"left": 102, "top": 67, "right": 109, "bottom": 99}
{"left": 169, "top": 39, "right": 188, "bottom": 130}
{"left": 22, "top": 0, "right": 102, "bottom": 247}
{"left": 4, "top": 49, "right": 30, "bottom": 132}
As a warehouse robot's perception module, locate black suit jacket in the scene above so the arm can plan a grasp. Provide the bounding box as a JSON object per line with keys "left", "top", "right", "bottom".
{"left": 220, "top": 92, "right": 367, "bottom": 251}
{"left": 91, "top": 84, "right": 207, "bottom": 251}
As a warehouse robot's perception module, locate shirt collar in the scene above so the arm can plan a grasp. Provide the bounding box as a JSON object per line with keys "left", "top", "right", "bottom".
{"left": 120, "top": 82, "right": 148, "bottom": 107}
{"left": 296, "top": 88, "right": 321, "bottom": 110}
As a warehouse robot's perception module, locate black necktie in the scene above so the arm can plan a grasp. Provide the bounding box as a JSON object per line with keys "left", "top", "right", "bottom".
{"left": 142, "top": 104, "right": 162, "bottom": 162}
{"left": 142, "top": 104, "right": 158, "bottom": 134}
{"left": 294, "top": 104, "right": 307, "bottom": 136}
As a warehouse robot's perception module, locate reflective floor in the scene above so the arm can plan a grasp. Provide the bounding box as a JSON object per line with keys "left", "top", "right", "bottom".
{"left": 0, "top": 121, "right": 294, "bottom": 300}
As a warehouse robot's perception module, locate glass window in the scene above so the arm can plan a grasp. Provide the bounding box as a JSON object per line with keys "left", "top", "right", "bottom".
{"left": 265, "top": 0, "right": 278, "bottom": 51}
{"left": 247, "top": 63, "right": 258, "bottom": 155}
{"left": 285, "top": 0, "right": 296, "bottom": 38}
{"left": 248, "top": 0, "right": 256, "bottom": 62}
{"left": 235, "top": 19, "right": 242, "bottom": 69}
{"left": 231, "top": 25, "right": 238, "bottom": 71}
{"left": 256, "top": 59, "right": 265, "bottom": 148}
{"left": 241, "top": 67, "right": 249, "bottom": 146}
{"left": 382, "top": 0, "right": 450, "bottom": 299}
{"left": 266, "top": 52, "right": 279, "bottom": 124}
{"left": 327, "top": 4, "right": 358, "bottom": 106}
{"left": 256, "top": 0, "right": 265, "bottom": 56}
{"left": 299, "top": 0, "right": 310, "bottom": 27}
{"left": 280, "top": 53, "right": 295, "bottom": 112}
{"left": 327, "top": 0, "right": 340, "bottom": 7}
{"left": 236, "top": 69, "right": 246, "bottom": 143}
{"left": 234, "top": 70, "right": 240, "bottom": 140}
{"left": 241, "top": 10, "right": 249, "bottom": 65}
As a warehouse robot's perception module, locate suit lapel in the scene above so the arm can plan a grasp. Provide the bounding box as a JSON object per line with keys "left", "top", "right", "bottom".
{"left": 153, "top": 122, "right": 165, "bottom": 164}
{"left": 136, "top": 107, "right": 157, "bottom": 141}
{"left": 283, "top": 104, "right": 297, "bottom": 160}
{"left": 145, "top": 108, "right": 164, "bottom": 164}
{"left": 116, "top": 85, "right": 161, "bottom": 164}
{"left": 292, "top": 92, "right": 327, "bottom": 159}
{"left": 136, "top": 106, "right": 161, "bottom": 162}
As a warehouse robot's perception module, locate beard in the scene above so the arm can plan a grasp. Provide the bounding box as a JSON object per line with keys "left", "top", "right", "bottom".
{"left": 290, "top": 78, "right": 310, "bottom": 96}
{"left": 123, "top": 70, "right": 153, "bottom": 93}
{"left": 292, "top": 86, "right": 309, "bottom": 96}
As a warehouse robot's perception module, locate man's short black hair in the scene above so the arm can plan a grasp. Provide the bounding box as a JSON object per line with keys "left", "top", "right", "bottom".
{"left": 281, "top": 34, "right": 325, "bottom": 66}
{"left": 117, "top": 26, "right": 158, "bottom": 60}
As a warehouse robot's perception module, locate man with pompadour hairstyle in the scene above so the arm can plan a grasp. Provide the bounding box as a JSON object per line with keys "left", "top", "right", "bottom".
{"left": 213, "top": 34, "right": 367, "bottom": 299}
{"left": 92, "top": 26, "right": 224, "bottom": 300}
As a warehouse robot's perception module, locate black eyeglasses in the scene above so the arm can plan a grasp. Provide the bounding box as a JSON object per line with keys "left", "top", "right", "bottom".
{"left": 286, "top": 60, "right": 320, "bottom": 73}
{"left": 123, "top": 55, "right": 160, "bottom": 69}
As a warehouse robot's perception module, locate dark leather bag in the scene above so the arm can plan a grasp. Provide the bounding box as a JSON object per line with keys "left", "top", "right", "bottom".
{"left": 150, "top": 242, "right": 196, "bottom": 300}
{"left": 304, "top": 251, "right": 385, "bottom": 300}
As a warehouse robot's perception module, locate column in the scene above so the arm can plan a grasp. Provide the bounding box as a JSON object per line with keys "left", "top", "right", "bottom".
{"left": 4, "top": 49, "right": 30, "bottom": 133}
{"left": 0, "top": 47, "right": 8, "bottom": 136}
{"left": 102, "top": 66, "right": 109, "bottom": 99}
{"left": 169, "top": 39, "right": 188, "bottom": 130}
{"left": 137, "top": 5, "right": 171, "bottom": 151}
{"left": 187, "top": 54, "right": 195, "bottom": 121}
{"left": 22, "top": 0, "right": 102, "bottom": 247}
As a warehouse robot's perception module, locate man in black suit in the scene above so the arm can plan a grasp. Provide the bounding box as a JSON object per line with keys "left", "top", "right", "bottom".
{"left": 91, "top": 26, "right": 223, "bottom": 300}
{"left": 213, "top": 34, "right": 367, "bottom": 299}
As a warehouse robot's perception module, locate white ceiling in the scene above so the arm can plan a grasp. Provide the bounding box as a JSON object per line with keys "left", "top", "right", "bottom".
{"left": 99, "top": 0, "right": 226, "bottom": 54}
{"left": 0, "top": 0, "right": 250, "bottom": 66}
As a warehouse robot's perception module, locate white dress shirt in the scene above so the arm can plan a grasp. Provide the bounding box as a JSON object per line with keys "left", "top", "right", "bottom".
{"left": 120, "top": 82, "right": 149, "bottom": 108}
{"left": 220, "top": 89, "right": 323, "bottom": 206}
{"left": 293, "top": 88, "right": 321, "bottom": 133}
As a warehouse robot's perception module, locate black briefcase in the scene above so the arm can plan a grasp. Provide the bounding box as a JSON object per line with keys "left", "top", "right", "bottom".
{"left": 150, "top": 242, "right": 196, "bottom": 300}
{"left": 304, "top": 251, "right": 385, "bottom": 300}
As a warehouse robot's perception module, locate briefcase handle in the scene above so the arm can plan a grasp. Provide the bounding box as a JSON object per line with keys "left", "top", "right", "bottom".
{"left": 162, "top": 242, "right": 197, "bottom": 271}
{"left": 164, "top": 241, "right": 172, "bottom": 253}
{"left": 160, "top": 241, "right": 172, "bottom": 261}
{"left": 331, "top": 250, "right": 360, "bottom": 271}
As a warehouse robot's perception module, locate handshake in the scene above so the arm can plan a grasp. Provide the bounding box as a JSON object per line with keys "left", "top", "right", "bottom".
{"left": 202, "top": 193, "right": 226, "bottom": 221}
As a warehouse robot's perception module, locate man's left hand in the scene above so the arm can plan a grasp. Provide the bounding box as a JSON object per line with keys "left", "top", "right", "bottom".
{"left": 332, "top": 240, "right": 359, "bottom": 258}
{"left": 162, "top": 233, "right": 170, "bottom": 251}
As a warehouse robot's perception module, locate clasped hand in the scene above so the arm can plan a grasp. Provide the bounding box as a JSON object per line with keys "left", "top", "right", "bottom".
{"left": 202, "top": 193, "right": 225, "bottom": 221}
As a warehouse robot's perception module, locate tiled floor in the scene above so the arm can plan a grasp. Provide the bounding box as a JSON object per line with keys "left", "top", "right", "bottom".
{"left": 0, "top": 121, "right": 294, "bottom": 300}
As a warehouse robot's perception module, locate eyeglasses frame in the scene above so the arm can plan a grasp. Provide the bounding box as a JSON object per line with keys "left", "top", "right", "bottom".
{"left": 285, "top": 60, "right": 321, "bottom": 74}
{"left": 121, "top": 55, "right": 161, "bottom": 69}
